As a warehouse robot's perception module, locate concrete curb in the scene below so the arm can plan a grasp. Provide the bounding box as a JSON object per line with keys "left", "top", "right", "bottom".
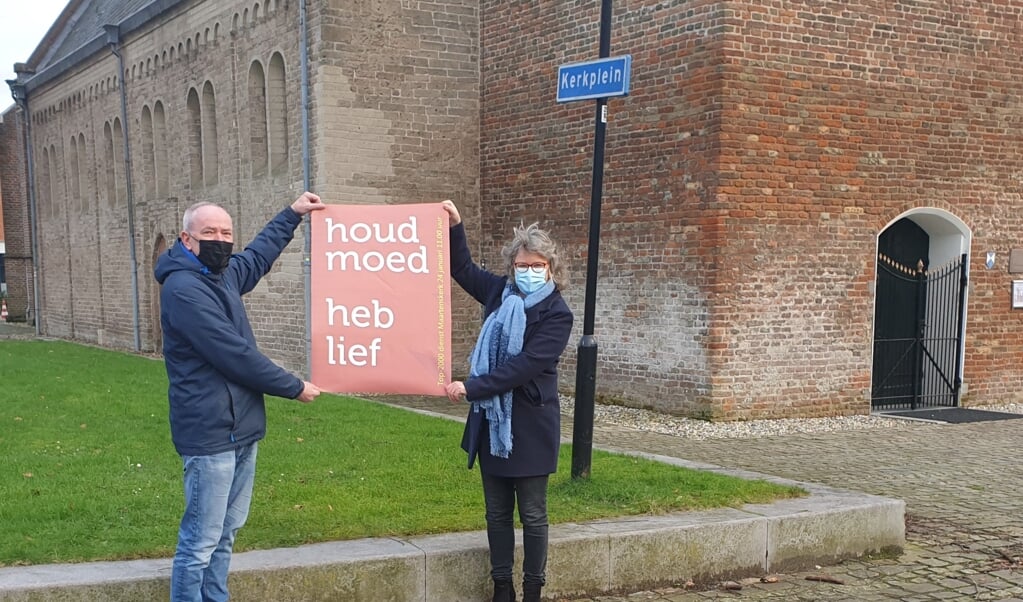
{"left": 0, "top": 470, "right": 904, "bottom": 601}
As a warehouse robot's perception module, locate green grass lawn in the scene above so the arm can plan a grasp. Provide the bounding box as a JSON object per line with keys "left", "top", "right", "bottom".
{"left": 0, "top": 340, "right": 804, "bottom": 567}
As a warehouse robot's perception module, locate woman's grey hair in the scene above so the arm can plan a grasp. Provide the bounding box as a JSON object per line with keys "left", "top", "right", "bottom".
{"left": 182, "top": 202, "right": 225, "bottom": 232}
{"left": 500, "top": 221, "right": 566, "bottom": 288}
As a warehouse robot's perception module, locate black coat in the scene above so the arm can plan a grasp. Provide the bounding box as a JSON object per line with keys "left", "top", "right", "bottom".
{"left": 449, "top": 224, "right": 574, "bottom": 477}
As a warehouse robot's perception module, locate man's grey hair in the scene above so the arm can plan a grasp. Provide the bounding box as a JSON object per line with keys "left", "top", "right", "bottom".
{"left": 500, "top": 221, "right": 566, "bottom": 288}
{"left": 182, "top": 202, "right": 226, "bottom": 233}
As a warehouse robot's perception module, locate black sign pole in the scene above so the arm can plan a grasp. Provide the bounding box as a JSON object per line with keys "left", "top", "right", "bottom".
{"left": 571, "top": 0, "right": 613, "bottom": 480}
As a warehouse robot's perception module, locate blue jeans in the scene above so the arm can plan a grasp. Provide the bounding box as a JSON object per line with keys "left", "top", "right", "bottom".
{"left": 481, "top": 473, "right": 549, "bottom": 586}
{"left": 170, "top": 443, "right": 258, "bottom": 602}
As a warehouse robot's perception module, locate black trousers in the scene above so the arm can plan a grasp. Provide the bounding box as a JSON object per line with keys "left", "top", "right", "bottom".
{"left": 480, "top": 472, "right": 550, "bottom": 586}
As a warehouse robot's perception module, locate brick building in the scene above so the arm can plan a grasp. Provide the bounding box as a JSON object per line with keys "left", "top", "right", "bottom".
{"left": 0, "top": 105, "right": 30, "bottom": 318}
{"left": 0, "top": 139, "right": 6, "bottom": 291}
{"left": 0, "top": 0, "right": 480, "bottom": 364}
{"left": 476, "top": 0, "right": 1023, "bottom": 419}
{"left": 3, "top": 0, "right": 1023, "bottom": 419}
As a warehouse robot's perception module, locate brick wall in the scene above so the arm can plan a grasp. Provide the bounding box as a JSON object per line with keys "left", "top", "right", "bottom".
{"left": 0, "top": 107, "right": 33, "bottom": 322}
{"left": 480, "top": 0, "right": 726, "bottom": 416}
{"left": 313, "top": 0, "right": 481, "bottom": 367}
{"left": 13, "top": 0, "right": 480, "bottom": 377}
{"left": 0, "top": 143, "right": 5, "bottom": 243}
{"left": 480, "top": 0, "right": 1023, "bottom": 418}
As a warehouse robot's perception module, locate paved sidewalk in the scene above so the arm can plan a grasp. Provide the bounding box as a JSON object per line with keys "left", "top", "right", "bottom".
{"left": 389, "top": 396, "right": 1023, "bottom": 602}
{"left": 0, "top": 321, "right": 34, "bottom": 338}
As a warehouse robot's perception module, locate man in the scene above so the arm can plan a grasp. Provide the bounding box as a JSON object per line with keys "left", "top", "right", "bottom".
{"left": 154, "top": 192, "right": 324, "bottom": 602}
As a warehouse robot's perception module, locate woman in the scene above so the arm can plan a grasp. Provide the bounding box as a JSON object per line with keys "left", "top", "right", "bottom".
{"left": 442, "top": 200, "right": 574, "bottom": 602}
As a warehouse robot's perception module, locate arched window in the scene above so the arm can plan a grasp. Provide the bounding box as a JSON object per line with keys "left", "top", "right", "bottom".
{"left": 103, "top": 121, "right": 116, "bottom": 206}
{"left": 154, "top": 101, "right": 169, "bottom": 197}
{"left": 201, "top": 81, "right": 219, "bottom": 185}
{"left": 77, "top": 133, "right": 89, "bottom": 211}
{"left": 112, "top": 118, "right": 125, "bottom": 204}
{"left": 248, "top": 60, "right": 268, "bottom": 176}
{"left": 268, "top": 52, "right": 289, "bottom": 173}
{"left": 38, "top": 146, "right": 51, "bottom": 219}
{"left": 141, "top": 105, "right": 156, "bottom": 198}
{"left": 48, "top": 144, "right": 61, "bottom": 218}
{"left": 187, "top": 87, "right": 203, "bottom": 186}
{"left": 69, "top": 135, "right": 81, "bottom": 209}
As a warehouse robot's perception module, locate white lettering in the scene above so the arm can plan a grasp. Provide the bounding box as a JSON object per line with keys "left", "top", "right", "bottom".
{"left": 374, "top": 300, "right": 394, "bottom": 328}
{"left": 350, "top": 305, "right": 370, "bottom": 327}
{"left": 325, "top": 299, "right": 394, "bottom": 328}
{"left": 350, "top": 223, "right": 372, "bottom": 243}
{"left": 325, "top": 336, "right": 383, "bottom": 367}
{"left": 324, "top": 250, "right": 362, "bottom": 271}
{"left": 324, "top": 246, "right": 429, "bottom": 273}
{"left": 325, "top": 218, "right": 346, "bottom": 243}
{"left": 325, "top": 297, "right": 346, "bottom": 326}
{"left": 561, "top": 64, "right": 626, "bottom": 93}
{"left": 323, "top": 217, "right": 420, "bottom": 244}
{"left": 397, "top": 216, "right": 419, "bottom": 243}
{"left": 407, "top": 245, "right": 428, "bottom": 273}
{"left": 362, "top": 251, "right": 385, "bottom": 271}
{"left": 386, "top": 251, "right": 405, "bottom": 272}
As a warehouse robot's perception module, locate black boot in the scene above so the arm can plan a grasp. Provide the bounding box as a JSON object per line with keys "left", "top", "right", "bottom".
{"left": 522, "top": 582, "right": 542, "bottom": 602}
{"left": 492, "top": 578, "right": 515, "bottom": 602}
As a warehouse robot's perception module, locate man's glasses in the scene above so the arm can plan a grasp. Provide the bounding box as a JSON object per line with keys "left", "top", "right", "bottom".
{"left": 514, "top": 262, "right": 548, "bottom": 274}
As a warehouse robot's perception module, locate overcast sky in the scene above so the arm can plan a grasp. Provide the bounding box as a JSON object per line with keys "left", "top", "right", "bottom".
{"left": 0, "top": 0, "right": 70, "bottom": 110}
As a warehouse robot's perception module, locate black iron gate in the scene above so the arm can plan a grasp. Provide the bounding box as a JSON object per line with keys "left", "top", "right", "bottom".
{"left": 871, "top": 253, "right": 968, "bottom": 411}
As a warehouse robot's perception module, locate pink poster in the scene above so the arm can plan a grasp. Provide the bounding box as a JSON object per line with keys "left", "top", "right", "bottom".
{"left": 310, "top": 203, "right": 450, "bottom": 395}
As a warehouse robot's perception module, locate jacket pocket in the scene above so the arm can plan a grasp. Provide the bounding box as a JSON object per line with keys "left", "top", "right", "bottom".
{"left": 518, "top": 380, "right": 544, "bottom": 406}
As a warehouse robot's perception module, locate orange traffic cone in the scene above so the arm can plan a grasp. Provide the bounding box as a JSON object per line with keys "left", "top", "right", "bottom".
{"left": 0, "top": 299, "right": 7, "bottom": 322}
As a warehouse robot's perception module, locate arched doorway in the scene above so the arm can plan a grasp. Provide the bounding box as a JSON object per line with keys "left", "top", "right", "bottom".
{"left": 871, "top": 209, "right": 970, "bottom": 411}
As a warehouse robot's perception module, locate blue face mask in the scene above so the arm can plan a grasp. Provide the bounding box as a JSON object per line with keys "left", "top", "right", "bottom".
{"left": 515, "top": 269, "right": 548, "bottom": 294}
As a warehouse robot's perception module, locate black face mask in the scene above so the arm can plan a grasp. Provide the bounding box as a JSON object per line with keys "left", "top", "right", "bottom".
{"left": 194, "top": 239, "right": 233, "bottom": 274}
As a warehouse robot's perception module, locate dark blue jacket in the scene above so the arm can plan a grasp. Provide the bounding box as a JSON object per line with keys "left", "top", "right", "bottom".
{"left": 450, "top": 224, "right": 574, "bottom": 477}
{"left": 154, "top": 208, "right": 305, "bottom": 456}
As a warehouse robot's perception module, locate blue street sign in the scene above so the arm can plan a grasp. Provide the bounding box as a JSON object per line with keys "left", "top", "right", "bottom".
{"left": 556, "top": 55, "right": 632, "bottom": 103}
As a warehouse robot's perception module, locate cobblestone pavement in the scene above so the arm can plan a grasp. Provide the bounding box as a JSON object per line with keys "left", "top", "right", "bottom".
{"left": 387, "top": 396, "right": 1023, "bottom": 602}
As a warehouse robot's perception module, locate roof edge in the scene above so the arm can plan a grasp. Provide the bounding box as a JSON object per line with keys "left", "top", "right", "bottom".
{"left": 26, "top": 0, "right": 90, "bottom": 70}
{"left": 22, "top": 0, "right": 187, "bottom": 98}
